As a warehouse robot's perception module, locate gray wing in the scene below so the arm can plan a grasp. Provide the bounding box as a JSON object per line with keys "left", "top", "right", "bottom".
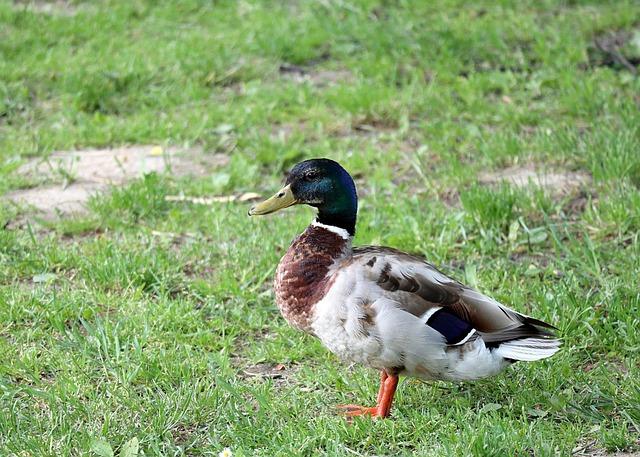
{"left": 352, "top": 246, "right": 557, "bottom": 345}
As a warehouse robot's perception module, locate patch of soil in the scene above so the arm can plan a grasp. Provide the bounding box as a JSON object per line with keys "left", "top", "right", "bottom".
{"left": 279, "top": 63, "right": 352, "bottom": 87}
{"left": 6, "top": 146, "right": 228, "bottom": 219}
{"left": 242, "top": 363, "right": 287, "bottom": 378}
{"left": 572, "top": 437, "right": 640, "bottom": 457}
{"left": 325, "top": 118, "right": 403, "bottom": 141}
{"left": 563, "top": 190, "right": 597, "bottom": 219}
{"left": 235, "top": 360, "right": 294, "bottom": 387}
{"left": 509, "top": 251, "right": 554, "bottom": 268}
{"left": 6, "top": 182, "right": 103, "bottom": 215}
{"left": 587, "top": 28, "right": 640, "bottom": 74}
{"left": 459, "top": 49, "right": 540, "bottom": 78}
{"left": 438, "top": 188, "right": 460, "bottom": 207}
{"left": 12, "top": 0, "right": 82, "bottom": 16}
{"left": 508, "top": 253, "right": 566, "bottom": 280}
{"left": 479, "top": 165, "right": 591, "bottom": 197}
{"left": 171, "top": 423, "right": 200, "bottom": 446}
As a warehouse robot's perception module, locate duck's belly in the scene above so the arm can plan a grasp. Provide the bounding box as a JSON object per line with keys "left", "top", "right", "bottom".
{"left": 310, "top": 303, "right": 384, "bottom": 367}
{"left": 310, "top": 292, "right": 510, "bottom": 381}
{"left": 310, "top": 305, "right": 449, "bottom": 376}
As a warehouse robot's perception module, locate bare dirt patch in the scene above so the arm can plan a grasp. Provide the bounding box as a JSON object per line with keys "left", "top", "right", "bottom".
{"left": 572, "top": 437, "right": 640, "bottom": 457}
{"left": 264, "top": 117, "right": 403, "bottom": 144}
{"left": 587, "top": 28, "right": 640, "bottom": 74}
{"left": 12, "top": 0, "right": 84, "bottom": 16}
{"left": 279, "top": 63, "right": 353, "bottom": 87}
{"left": 563, "top": 190, "right": 597, "bottom": 219}
{"left": 7, "top": 183, "right": 103, "bottom": 215}
{"left": 479, "top": 165, "right": 591, "bottom": 197}
{"left": 6, "top": 146, "right": 227, "bottom": 218}
{"left": 242, "top": 363, "right": 288, "bottom": 379}
{"left": 233, "top": 359, "right": 296, "bottom": 387}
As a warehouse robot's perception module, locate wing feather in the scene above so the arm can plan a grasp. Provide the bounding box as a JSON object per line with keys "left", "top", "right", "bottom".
{"left": 352, "top": 246, "right": 558, "bottom": 347}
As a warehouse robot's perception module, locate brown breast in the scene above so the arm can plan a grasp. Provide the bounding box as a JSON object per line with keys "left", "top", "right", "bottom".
{"left": 274, "top": 224, "right": 351, "bottom": 332}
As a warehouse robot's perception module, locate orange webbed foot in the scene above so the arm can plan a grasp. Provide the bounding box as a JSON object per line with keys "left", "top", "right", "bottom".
{"left": 336, "top": 404, "right": 380, "bottom": 418}
{"left": 336, "top": 371, "right": 399, "bottom": 421}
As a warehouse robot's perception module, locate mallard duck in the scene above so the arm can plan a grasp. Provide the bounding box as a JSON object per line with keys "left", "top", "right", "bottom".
{"left": 248, "top": 158, "right": 560, "bottom": 418}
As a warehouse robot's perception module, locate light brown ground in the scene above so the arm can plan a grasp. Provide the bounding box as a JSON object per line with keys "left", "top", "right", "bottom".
{"left": 12, "top": 0, "right": 82, "bottom": 16}
{"left": 6, "top": 146, "right": 228, "bottom": 218}
{"left": 479, "top": 165, "right": 591, "bottom": 197}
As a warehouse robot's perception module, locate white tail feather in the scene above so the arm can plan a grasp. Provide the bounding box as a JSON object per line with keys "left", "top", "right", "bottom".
{"left": 494, "top": 338, "right": 561, "bottom": 362}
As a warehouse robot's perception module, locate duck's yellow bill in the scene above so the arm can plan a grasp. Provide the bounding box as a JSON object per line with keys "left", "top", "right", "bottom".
{"left": 248, "top": 184, "right": 297, "bottom": 216}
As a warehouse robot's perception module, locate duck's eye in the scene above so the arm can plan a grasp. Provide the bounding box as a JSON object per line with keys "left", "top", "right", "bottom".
{"left": 304, "top": 171, "right": 319, "bottom": 181}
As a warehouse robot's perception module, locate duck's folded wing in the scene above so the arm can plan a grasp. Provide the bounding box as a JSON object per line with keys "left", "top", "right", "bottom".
{"left": 352, "top": 246, "right": 559, "bottom": 359}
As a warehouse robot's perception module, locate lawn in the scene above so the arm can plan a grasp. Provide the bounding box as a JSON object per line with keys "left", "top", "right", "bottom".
{"left": 1, "top": 0, "right": 639, "bottom": 455}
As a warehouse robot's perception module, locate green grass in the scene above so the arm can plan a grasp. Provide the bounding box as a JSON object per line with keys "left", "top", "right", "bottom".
{"left": 1, "top": 0, "right": 640, "bottom": 455}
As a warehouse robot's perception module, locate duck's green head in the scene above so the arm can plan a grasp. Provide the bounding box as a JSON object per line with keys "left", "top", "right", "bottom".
{"left": 249, "top": 158, "right": 358, "bottom": 235}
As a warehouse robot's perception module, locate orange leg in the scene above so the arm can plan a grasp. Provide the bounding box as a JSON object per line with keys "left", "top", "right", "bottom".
{"left": 376, "top": 370, "right": 388, "bottom": 404}
{"left": 337, "top": 370, "right": 399, "bottom": 419}
{"left": 377, "top": 373, "right": 398, "bottom": 418}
